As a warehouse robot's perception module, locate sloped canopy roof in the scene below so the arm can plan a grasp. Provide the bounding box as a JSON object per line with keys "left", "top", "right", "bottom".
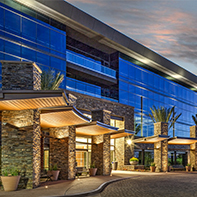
{"left": 76, "top": 121, "right": 118, "bottom": 136}
{"left": 168, "top": 136, "right": 197, "bottom": 145}
{"left": 110, "top": 129, "right": 134, "bottom": 139}
{"left": 133, "top": 135, "right": 169, "bottom": 144}
{"left": 0, "top": 90, "right": 67, "bottom": 110}
{"left": 40, "top": 106, "right": 91, "bottom": 128}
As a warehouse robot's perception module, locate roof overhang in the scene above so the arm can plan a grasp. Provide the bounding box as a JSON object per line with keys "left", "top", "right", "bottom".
{"left": 110, "top": 129, "right": 134, "bottom": 139}
{"left": 133, "top": 135, "right": 170, "bottom": 144}
{"left": 168, "top": 136, "right": 197, "bottom": 145}
{"left": 0, "top": 90, "right": 68, "bottom": 110}
{"left": 40, "top": 106, "right": 91, "bottom": 128}
{"left": 76, "top": 121, "right": 118, "bottom": 136}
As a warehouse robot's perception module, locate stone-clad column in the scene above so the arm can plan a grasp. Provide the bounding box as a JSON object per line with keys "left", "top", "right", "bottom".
{"left": 124, "top": 136, "right": 134, "bottom": 165}
{"left": 50, "top": 126, "right": 76, "bottom": 179}
{"left": 91, "top": 110, "right": 111, "bottom": 176}
{"left": 1, "top": 61, "right": 42, "bottom": 90}
{"left": 1, "top": 61, "right": 42, "bottom": 189}
{"left": 154, "top": 122, "right": 168, "bottom": 172}
{"left": 103, "top": 134, "right": 110, "bottom": 175}
{"left": 68, "top": 126, "right": 76, "bottom": 179}
{"left": 1, "top": 109, "right": 41, "bottom": 189}
{"left": 190, "top": 126, "right": 197, "bottom": 170}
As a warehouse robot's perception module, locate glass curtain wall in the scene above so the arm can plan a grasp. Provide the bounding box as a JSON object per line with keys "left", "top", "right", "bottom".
{"left": 119, "top": 57, "right": 197, "bottom": 137}
{"left": 0, "top": 2, "right": 66, "bottom": 89}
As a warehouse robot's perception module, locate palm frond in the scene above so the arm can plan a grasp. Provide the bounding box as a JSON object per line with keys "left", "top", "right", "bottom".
{"left": 149, "top": 105, "right": 181, "bottom": 130}
{"left": 41, "top": 70, "right": 64, "bottom": 90}
{"left": 192, "top": 115, "right": 197, "bottom": 126}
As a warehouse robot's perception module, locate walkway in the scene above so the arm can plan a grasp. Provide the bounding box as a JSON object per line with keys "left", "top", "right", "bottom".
{"left": 0, "top": 171, "right": 196, "bottom": 197}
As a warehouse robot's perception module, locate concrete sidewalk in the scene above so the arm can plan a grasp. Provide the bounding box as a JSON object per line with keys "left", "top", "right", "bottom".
{"left": 0, "top": 171, "right": 174, "bottom": 197}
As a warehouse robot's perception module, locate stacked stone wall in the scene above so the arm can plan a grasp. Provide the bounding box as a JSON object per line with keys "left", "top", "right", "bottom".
{"left": 67, "top": 91, "right": 134, "bottom": 131}
{"left": 50, "top": 126, "right": 76, "bottom": 180}
{"left": 1, "top": 61, "right": 41, "bottom": 91}
{"left": 50, "top": 137, "right": 68, "bottom": 179}
{"left": 154, "top": 122, "right": 168, "bottom": 172}
{"left": 1, "top": 109, "right": 41, "bottom": 189}
{"left": 190, "top": 126, "right": 197, "bottom": 169}
{"left": 68, "top": 126, "right": 76, "bottom": 179}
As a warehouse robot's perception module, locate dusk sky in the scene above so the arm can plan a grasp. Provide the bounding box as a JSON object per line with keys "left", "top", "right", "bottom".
{"left": 66, "top": 0, "right": 197, "bottom": 76}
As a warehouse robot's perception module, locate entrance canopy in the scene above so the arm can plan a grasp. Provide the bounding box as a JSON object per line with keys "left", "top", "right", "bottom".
{"left": 76, "top": 121, "right": 118, "bottom": 136}
{"left": 168, "top": 136, "right": 197, "bottom": 145}
{"left": 40, "top": 106, "right": 91, "bottom": 128}
{"left": 133, "top": 135, "right": 169, "bottom": 144}
{"left": 0, "top": 90, "right": 133, "bottom": 137}
{"left": 0, "top": 90, "right": 67, "bottom": 110}
{"left": 110, "top": 129, "right": 134, "bottom": 139}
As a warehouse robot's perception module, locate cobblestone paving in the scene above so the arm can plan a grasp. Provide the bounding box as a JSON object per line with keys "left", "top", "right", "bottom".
{"left": 92, "top": 173, "right": 197, "bottom": 197}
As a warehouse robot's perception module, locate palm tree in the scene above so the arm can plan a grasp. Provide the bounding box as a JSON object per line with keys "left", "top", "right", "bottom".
{"left": 41, "top": 70, "right": 64, "bottom": 90}
{"left": 192, "top": 114, "right": 197, "bottom": 126}
{"left": 149, "top": 106, "right": 182, "bottom": 133}
{"left": 134, "top": 121, "right": 141, "bottom": 135}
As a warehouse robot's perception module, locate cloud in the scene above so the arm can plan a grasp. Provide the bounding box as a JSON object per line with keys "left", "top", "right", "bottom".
{"left": 66, "top": 0, "right": 197, "bottom": 75}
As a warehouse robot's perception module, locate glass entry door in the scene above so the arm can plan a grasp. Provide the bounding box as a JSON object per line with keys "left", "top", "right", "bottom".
{"left": 76, "top": 151, "right": 89, "bottom": 168}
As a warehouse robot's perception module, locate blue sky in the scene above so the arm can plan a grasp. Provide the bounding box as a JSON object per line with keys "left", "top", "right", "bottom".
{"left": 66, "top": 0, "right": 197, "bottom": 75}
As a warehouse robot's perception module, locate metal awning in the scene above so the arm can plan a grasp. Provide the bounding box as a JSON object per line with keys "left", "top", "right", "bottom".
{"left": 0, "top": 90, "right": 67, "bottom": 110}
{"left": 168, "top": 136, "right": 197, "bottom": 145}
{"left": 133, "top": 135, "right": 169, "bottom": 144}
{"left": 110, "top": 129, "right": 134, "bottom": 139}
{"left": 40, "top": 106, "right": 91, "bottom": 128}
{"left": 76, "top": 121, "right": 118, "bottom": 136}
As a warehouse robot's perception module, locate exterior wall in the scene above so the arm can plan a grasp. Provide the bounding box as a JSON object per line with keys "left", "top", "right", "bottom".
{"left": 66, "top": 92, "right": 134, "bottom": 173}
{"left": 103, "top": 134, "right": 110, "bottom": 175}
{"left": 115, "top": 137, "right": 125, "bottom": 170}
{"left": 0, "top": 2, "right": 67, "bottom": 89}
{"left": 67, "top": 92, "right": 134, "bottom": 131}
{"left": 1, "top": 61, "right": 41, "bottom": 91}
{"left": 50, "top": 126, "right": 69, "bottom": 138}
{"left": 68, "top": 126, "right": 76, "bottom": 179}
{"left": 91, "top": 109, "right": 111, "bottom": 176}
{"left": 1, "top": 60, "right": 42, "bottom": 188}
{"left": 119, "top": 57, "right": 197, "bottom": 138}
{"left": 92, "top": 110, "right": 111, "bottom": 125}
{"left": 124, "top": 136, "right": 134, "bottom": 165}
{"left": 50, "top": 137, "right": 68, "bottom": 179}
{"left": 91, "top": 134, "right": 110, "bottom": 175}
{"left": 154, "top": 122, "right": 168, "bottom": 172}
{"left": 50, "top": 126, "right": 76, "bottom": 180}
{"left": 190, "top": 126, "right": 197, "bottom": 169}
{"left": 92, "top": 135, "right": 103, "bottom": 175}
{"left": 1, "top": 109, "right": 41, "bottom": 189}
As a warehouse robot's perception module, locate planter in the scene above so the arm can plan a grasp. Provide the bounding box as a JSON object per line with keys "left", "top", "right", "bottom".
{"left": 89, "top": 168, "right": 97, "bottom": 176}
{"left": 52, "top": 170, "right": 60, "bottom": 181}
{"left": 1, "top": 176, "right": 21, "bottom": 191}
{"left": 130, "top": 161, "right": 138, "bottom": 165}
{"left": 186, "top": 166, "right": 191, "bottom": 172}
{"left": 112, "top": 162, "right": 118, "bottom": 170}
{"left": 168, "top": 166, "right": 172, "bottom": 172}
{"left": 150, "top": 166, "right": 156, "bottom": 172}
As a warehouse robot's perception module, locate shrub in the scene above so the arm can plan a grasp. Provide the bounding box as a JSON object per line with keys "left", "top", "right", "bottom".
{"left": 129, "top": 157, "right": 139, "bottom": 162}
{"left": 150, "top": 162, "right": 155, "bottom": 167}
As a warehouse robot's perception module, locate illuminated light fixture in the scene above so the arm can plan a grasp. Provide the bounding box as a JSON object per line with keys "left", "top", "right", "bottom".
{"left": 127, "top": 139, "right": 132, "bottom": 145}
{"left": 172, "top": 74, "right": 182, "bottom": 79}
{"left": 45, "top": 186, "right": 48, "bottom": 189}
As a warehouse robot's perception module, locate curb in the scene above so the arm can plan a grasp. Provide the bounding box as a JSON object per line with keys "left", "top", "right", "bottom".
{"left": 52, "top": 177, "right": 133, "bottom": 197}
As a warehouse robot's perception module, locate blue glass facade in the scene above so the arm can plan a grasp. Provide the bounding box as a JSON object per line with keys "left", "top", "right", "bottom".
{"left": 66, "top": 50, "right": 116, "bottom": 78}
{"left": 0, "top": 1, "right": 197, "bottom": 139}
{"left": 119, "top": 57, "right": 197, "bottom": 137}
{"left": 0, "top": 2, "right": 66, "bottom": 88}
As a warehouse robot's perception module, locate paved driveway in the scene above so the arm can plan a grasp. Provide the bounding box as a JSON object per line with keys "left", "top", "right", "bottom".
{"left": 94, "top": 172, "right": 197, "bottom": 197}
